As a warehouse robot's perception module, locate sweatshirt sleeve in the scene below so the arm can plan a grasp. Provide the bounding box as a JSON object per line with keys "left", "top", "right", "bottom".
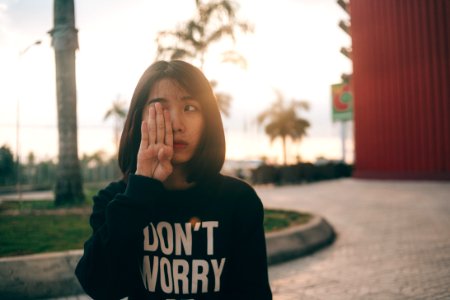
{"left": 75, "top": 175, "right": 165, "bottom": 300}
{"left": 228, "top": 182, "right": 273, "bottom": 300}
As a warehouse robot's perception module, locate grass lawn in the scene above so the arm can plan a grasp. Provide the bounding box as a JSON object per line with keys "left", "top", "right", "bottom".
{"left": 0, "top": 199, "right": 311, "bottom": 258}
{"left": 0, "top": 214, "right": 91, "bottom": 257}
{"left": 264, "top": 209, "right": 311, "bottom": 232}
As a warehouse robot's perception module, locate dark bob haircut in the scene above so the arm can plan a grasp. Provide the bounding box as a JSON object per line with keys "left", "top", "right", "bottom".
{"left": 118, "top": 60, "right": 226, "bottom": 183}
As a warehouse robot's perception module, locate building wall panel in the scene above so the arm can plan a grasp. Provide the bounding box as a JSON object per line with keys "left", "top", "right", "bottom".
{"left": 351, "top": 0, "right": 450, "bottom": 179}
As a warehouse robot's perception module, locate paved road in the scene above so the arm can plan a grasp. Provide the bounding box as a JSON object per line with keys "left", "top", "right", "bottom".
{"left": 0, "top": 190, "right": 53, "bottom": 202}
{"left": 256, "top": 179, "right": 450, "bottom": 300}
{"left": 46, "top": 178, "right": 450, "bottom": 299}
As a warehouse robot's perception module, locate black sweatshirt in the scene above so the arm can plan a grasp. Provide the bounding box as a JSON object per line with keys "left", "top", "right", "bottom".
{"left": 75, "top": 174, "right": 272, "bottom": 300}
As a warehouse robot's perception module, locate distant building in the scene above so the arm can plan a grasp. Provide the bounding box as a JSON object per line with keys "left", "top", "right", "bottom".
{"left": 351, "top": 0, "right": 450, "bottom": 180}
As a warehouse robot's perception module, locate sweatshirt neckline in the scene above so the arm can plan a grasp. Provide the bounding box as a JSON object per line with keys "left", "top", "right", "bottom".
{"left": 164, "top": 174, "right": 222, "bottom": 196}
{"left": 165, "top": 183, "right": 200, "bottom": 194}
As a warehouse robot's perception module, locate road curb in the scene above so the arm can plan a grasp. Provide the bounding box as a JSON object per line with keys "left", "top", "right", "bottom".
{"left": 266, "top": 214, "right": 336, "bottom": 265}
{"left": 0, "top": 214, "right": 335, "bottom": 299}
{"left": 0, "top": 250, "right": 85, "bottom": 299}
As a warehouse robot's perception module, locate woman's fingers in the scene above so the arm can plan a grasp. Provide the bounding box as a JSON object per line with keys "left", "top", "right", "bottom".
{"left": 138, "top": 104, "right": 173, "bottom": 180}
{"left": 143, "top": 104, "right": 172, "bottom": 161}
{"left": 164, "top": 109, "right": 173, "bottom": 147}
{"left": 155, "top": 103, "right": 165, "bottom": 144}
{"left": 139, "top": 121, "right": 149, "bottom": 150}
{"left": 158, "top": 147, "right": 173, "bottom": 163}
{"left": 147, "top": 105, "right": 156, "bottom": 145}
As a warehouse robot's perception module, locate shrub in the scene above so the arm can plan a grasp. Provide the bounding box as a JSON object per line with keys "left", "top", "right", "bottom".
{"left": 251, "top": 161, "right": 353, "bottom": 185}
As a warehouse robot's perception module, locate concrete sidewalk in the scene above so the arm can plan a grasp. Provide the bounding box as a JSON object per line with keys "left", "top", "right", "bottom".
{"left": 0, "top": 190, "right": 53, "bottom": 202}
{"left": 257, "top": 178, "right": 450, "bottom": 300}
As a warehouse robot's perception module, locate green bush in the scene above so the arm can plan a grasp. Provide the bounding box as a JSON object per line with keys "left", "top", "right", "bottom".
{"left": 252, "top": 162, "right": 353, "bottom": 185}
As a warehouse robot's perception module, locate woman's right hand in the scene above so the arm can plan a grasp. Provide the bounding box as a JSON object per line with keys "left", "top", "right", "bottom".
{"left": 136, "top": 102, "right": 174, "bottom": 182}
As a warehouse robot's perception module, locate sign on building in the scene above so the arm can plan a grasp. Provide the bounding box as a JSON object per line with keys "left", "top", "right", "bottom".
{"left": 331, "top": 82, "right": 353, "bottom": 122}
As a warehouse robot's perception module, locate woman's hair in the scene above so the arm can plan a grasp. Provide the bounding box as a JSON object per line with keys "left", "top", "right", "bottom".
{"left": 118, "top": 60, "right": 226, "bottom": 183}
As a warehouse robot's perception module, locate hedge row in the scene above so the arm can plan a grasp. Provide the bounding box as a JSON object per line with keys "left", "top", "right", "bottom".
{"left": 251, "top": 162, "right": 353, "bottom": 185}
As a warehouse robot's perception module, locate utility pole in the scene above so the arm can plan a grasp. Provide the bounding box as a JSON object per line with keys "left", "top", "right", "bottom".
{"left": 49, "top": 0, "right": 84, "bottom": 205}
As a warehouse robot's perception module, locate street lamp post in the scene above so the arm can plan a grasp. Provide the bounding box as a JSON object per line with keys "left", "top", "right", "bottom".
{"left": 19, "top": 40, "right": 42, "bottom": 56}
{"left": 16, "top": 39, "right": 42, "bottom": 201}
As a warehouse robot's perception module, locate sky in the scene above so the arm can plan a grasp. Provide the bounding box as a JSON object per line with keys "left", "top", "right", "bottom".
{"left": 0, "top": 0, "right": 353, "bottom": 165}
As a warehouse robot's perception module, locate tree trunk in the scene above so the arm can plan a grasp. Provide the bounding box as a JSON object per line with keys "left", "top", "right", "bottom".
{"left": 282, "top": 135, "right": 287, "bottom": 165}
{"left": 50, "top": 0, "right": 84, "bottom": 205}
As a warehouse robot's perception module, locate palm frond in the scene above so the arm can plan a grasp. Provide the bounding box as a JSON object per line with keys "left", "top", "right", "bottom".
{"left": 171, "top": 49, "right": 191, "bottom": 60}
{"left": 265, "top": 122, "right": 282, "bottom": 142}
{"left": 221, "top": 50, "right": 247, "bottom": 69}
{"left": 204, "top": 0, "right": 236, "bottom": 22}
{"left": 185, "top": 21, "right": 204, "bottom": 45}
{"left": 205, "top": 25, "right": 233, "bottom": 45}
{"left": 104, "top": 99, "right": 128, "bottom": 121}
{"left": 290, "top": 100, "right": 310, "bottom": 111}
{"left": 257, "top": 110, "right": 272, "bottom": 125}
{"left": 237, "top": 21, "right": 254, "bottom": 33}
{"left": 156, "top": 45, "right": 195, "bottom": 61}
{"left": 215, "top": 92, "right": 232, "bottom": 117}
{"left": 210, "top": 80, "right": 232, "bottom": 117}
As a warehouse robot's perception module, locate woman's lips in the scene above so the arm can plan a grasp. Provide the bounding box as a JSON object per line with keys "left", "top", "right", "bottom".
{"left": 173, "top": 141, "right": 188, "bottom": 150}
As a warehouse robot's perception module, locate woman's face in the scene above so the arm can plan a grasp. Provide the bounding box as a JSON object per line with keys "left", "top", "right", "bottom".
{"left": 143, "top": 78, "right": 204, "bottom": 165}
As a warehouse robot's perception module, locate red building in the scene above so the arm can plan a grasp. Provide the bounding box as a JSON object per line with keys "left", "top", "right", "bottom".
{"left": 350, "top": 0, "right": 450, "bottom": 180}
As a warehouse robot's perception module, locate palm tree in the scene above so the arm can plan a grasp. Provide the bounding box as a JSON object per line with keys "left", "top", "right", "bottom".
{"left": 104, "top": 97, "right": 128, "bottom": 154}
{"left": 49, "top": 0, "right": 84, "bottom": 205}
{"left": 155, "top": 0, "right": 252, "bottom": 116}
{"left": 257, "top": 91, "right": 310, "bottom": 165}
{"left": 156, "top": 0, "right": 252, "bottom": 68}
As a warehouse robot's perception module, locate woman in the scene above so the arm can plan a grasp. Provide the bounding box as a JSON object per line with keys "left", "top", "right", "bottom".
{"left": 75, "top": 60, "right": 272, "bottom": 300}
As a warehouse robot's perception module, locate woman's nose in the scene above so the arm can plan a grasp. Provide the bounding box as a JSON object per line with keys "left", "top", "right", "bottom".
{"left": 170, "top": 110, "right": 185, "bottom": 133}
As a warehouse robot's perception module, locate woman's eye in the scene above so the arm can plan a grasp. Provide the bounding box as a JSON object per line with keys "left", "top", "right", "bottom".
{"left": 184, "top": 104, "right": 199, "bottom": 112}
